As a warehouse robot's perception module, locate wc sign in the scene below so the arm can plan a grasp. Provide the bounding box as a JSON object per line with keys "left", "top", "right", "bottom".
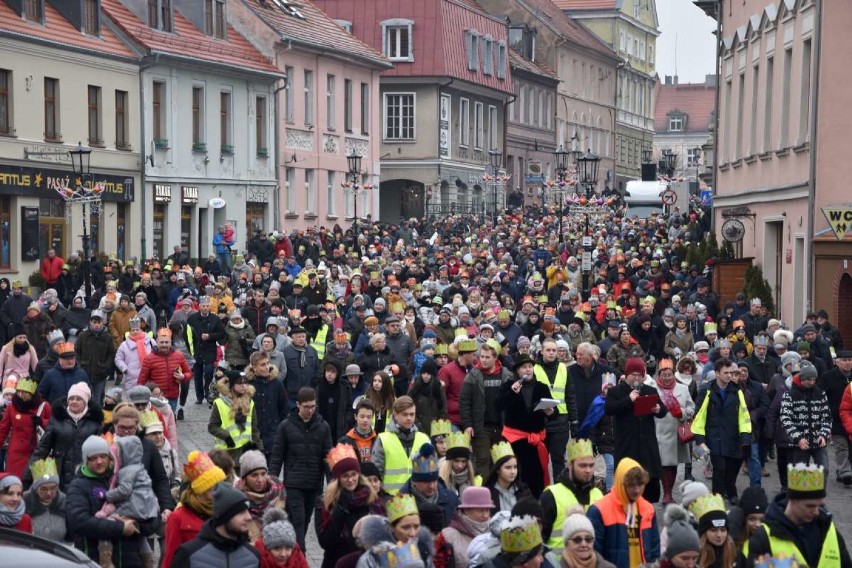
{"left": 822, "top": 207, "right": 852, "bottom": 240}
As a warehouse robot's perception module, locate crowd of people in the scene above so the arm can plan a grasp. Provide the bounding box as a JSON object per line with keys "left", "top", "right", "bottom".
{"left": 0, "top": 203, "right": 849, "bottom": 568}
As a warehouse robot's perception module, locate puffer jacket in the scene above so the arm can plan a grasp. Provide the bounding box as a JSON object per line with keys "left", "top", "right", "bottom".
{"left": 138, "top": 345, "right": 192, "bottom": 400}
{"left": 74, "top": 326, "right": 116, "bottom": 383}
{"left": 115, "top": 333, "right": 155, "bottom": 389}
{"left": 283, "top": 343, "right": 322, "bottom": 399}
{"left": 37, "top": 362, "right": 91, "bottom": 407}
{"left": 0, "top": 340, "right": 38, "bottom": 380}
{"left": 459, "top": 363, "right": 512, "bottom": 431}
{"left": 245, "top": 365, "right": 289, "bottom": 452}
{"left": 224, "top": 324, "right": 257, "bottom": 368}
{"left": 385, "top": 331, "right": 414, "bottom": 382}
{"left": 780, "top": 376, "right": 832, "bottom": 447}
{"left": 108, "top": 436, "right": 160, "bottom": 520}
{"left": 268, "top": 407, "right": 333, "bottom": 490}
{"left": 0, "top": 393, "right": 51, "bottom": 477}
{"left": 29, "top": 400, "right": 104, "bottom": 490}
{"left": 357, "top": 344, "right": 398, "bottom": 387}
{"left": 438, "top": 359, "right": 468, "bottom": 426}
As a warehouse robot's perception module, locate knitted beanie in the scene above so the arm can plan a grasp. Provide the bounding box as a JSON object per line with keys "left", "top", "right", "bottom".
{"left": 739, "top": 487, "right": 768, "bottom": 516}
{"left": 562, "top": 512, "right": 594, "bottom": 541}
{"left": 68, "top": 382, "right": 92, "bottom": 405}
{"left": 262, "top": 508, "right": 297, "bottom": 549}
{"left": 665, "top": 520, "right": 700, "bottom": 559}
{"left": 210, "top": 482, "right": 250, "bottom": 527}
{"left": 680, "top": 480, "right": 710, "bottom": 509}
{"left": 239, "top": 450, "right": 268, "bottom": 478}
{"left": 81, "top": 435, "right": 110, "bottom": 463}
{"left": 184, "top": 450, "right": 226, "bottom": 494}
{"left": 623, "top": 357, "right": 646, "bottom": 377}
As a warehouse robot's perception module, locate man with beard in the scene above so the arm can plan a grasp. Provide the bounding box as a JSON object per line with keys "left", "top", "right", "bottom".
{"left": 173, "top": 482, "right": 259, "bottom": 567}
{"left": 535, "top": 338, "right": 579, "bottom": 480}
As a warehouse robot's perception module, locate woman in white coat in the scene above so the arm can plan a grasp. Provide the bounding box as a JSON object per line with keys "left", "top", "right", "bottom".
{"left": 655, "top": 358, "right": 695, "bottom": 504}
{"left": 115, "top": 318, "right": 155, "bottom": 393}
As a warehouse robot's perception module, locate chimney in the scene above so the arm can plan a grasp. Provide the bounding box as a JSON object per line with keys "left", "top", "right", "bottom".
{"left": 705, "top": 74, "right": 718, "bottom": 87}
{"left": 665, "top": 75, "right": 672, "bottom": 86}
{"left": 673, "top": 75, "right": 679, "bottom": 85}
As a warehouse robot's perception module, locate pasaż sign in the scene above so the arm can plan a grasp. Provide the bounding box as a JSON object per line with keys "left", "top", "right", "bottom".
{"left": 0, "top": 164, "right": 133, "bottom": 202}
{"left": 822, "top": 207, "right": 852, "bottom": 240}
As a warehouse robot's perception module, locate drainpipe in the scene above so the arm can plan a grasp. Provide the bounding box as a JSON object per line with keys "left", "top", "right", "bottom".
{"left": 138, "top": 55, "right": 160, "bottom": 262}
{"left": 711, "top": 0, "right": 722, "bottom": 235}
{"left": 502, "top": 90, "right": 517, "bottom": 206}
{"left": 806, "top": 0, "right": 823, "bottom": 313}
{"left": 436, "top": 78, "right": 454, "bottom": 213}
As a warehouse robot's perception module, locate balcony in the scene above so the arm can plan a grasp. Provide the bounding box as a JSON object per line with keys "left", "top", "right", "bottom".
{"left": 257, "top": 147, "right": 269, "bottom": 158}
{"left": 221, "top": 144, "right": 234, "bottom": 156}
{"left": 154, "top": 138, "right": 169, "bottom": 149}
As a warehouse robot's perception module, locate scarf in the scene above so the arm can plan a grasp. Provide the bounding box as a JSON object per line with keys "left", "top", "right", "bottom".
{"left": 12, "top": 341, "right": 29, "bottom": 357}
{"left": 450, "top": 510, "right": 489, "bottom": 538}
{"left": 67, "top": 403, "right": 87, "bottom": 423}
{"left": 657, "top": 377, "right": 682, "bottom": 419}
{"left": 0, "top": 499, "right": 25, "bottom": 528}
{"left": 292, "top": 344, "right": 306, "bottom": 368}
{"left": 561, "top": 548, "right": 597, "bottom": 568}
{"left": 235, "top": 477, "right": 285, "bottom": 520}
{"left": 411, "top": 482, "right": 439, "bottom": 505}
{"left": 130, "top": 331, "right": 149, "bottom": 368}
{"left": 451, "top": 469, "right": 470, "bottom": 493}
{"left": 180, "top": 487, "right": 214, "bottom": 519}
{"left": 230, "top": 319, "right": 246, "bottom": 330}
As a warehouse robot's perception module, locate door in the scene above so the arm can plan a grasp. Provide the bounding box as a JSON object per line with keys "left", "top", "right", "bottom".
{"left": 838, "top": 274, "right": 852, "bottom": 349}
{"left": 181, "top": 206, "right": 192, "bottom": 259}
{"left": 153, "top": 205, "right": 165, "bottom": 260}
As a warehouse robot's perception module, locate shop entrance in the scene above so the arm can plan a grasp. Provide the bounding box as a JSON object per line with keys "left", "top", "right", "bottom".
{"left": 39, "top": 198, "right": 66, "bottom": 258}
{"left": 838, "top": 273, "right": 852, "bottom": 348}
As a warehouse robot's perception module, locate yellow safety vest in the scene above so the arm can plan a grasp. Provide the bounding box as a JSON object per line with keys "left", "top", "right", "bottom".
{"left": 535, "top": 362, "right": 569, "bottom": 414}
{"left": 743, "top": 522, "right": 842, "bottom": 567}
{"left": 213, "top": 398, "right": 255, "bottom": 450}
{"left": 311, "top": 325, "right": 330, "bottom": 360}
{"left": 542, "top": 483, "right": 604, "bottom": 551}
{"left": 379, "top": 430, "right": 430, "bottom": 495}
{"left": 691, "top": 388, "right": 752, "bottom": 436}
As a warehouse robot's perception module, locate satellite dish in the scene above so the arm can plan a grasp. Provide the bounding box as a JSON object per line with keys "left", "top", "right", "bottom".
{"left": 209, "top": 197, "right": 226, "bottom": 209}
{"left": 721, "top": 218, "right": 745, "bottom": 243}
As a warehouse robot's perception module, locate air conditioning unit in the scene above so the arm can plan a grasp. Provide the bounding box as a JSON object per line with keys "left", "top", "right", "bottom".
{"left": 527, "top": 161, "right": 542, "bottom": 175}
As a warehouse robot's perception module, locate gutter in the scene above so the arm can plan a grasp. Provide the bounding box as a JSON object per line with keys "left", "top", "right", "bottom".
{"left": 711, "top": 0, "right": 722, "bottom": 233}
{"left": 436, "top": 78, "right": 455, "bottom": 206}
{"left": 806, "top": 0, "right": 823, "bottom": 313}
{"left": 138, "top": 54, "right": 160, "bottom": 262}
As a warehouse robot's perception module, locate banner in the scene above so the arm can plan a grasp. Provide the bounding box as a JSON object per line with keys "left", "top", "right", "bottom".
{"left": 0, "top": 164, "right": 133, "bottom": 202}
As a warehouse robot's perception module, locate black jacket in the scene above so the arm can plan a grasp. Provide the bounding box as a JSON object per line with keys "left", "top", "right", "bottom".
{"left": 317, "top": 376, "right": 353, "bottom": 440}
{"left": 569, "top": 361, "right": 612, "bottom": 426}
{"left": 282, "top": 343, "right": 322, "bottom": 399}
{"left": 495, "top": 377, "right": 551, "bottom": 432}
{"left": 30, "top": 400, "right": 104, "bottom": 489}
{"left": 818, "top": 366, "right": 852, "bottom": 436}
{"left": 743, "top": 354, "right": 777, "bottom": 385}
{"left": 695, "top": 381, "right": 752, "bottom": 458}
{"left": 605, "top": 381, "right": 667, "bottom": 479}
{"left": 187, "top": 311, "right": 226, "bottom": 364}
{"left": 357, "top": 344, "right": 399, "bottom": 385}
{"left": 74, "top": 327, "right": 116, "bottom": 383}
{"left": 269, "top": 407, "right": 333, "bottom": 489}
{"left": 173, "top": 521, "right": 260, "bottom": 568}
{"left": 246, "top": 366, "right": 289, "bottom": 452}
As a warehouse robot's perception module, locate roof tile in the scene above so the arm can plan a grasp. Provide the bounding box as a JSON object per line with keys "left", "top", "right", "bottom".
{"left": 551, "top": 0, "right": 617, "bottom": 10}
{"left": 509, "top": 48, "right": 558, "bottom": 80}
{"left": 654, "top": 82, "right": 717, "bottom": 133}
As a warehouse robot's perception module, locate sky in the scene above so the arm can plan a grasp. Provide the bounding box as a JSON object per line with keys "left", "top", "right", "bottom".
{"left": 655, "top": 0, "right": 717, "bottom": 84}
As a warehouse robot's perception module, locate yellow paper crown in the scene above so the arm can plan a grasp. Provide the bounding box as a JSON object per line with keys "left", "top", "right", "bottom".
{"left": 387, "top": 493, "right": 419, "bottom": 523}
{"left": 787, "top": 463, "right": 825, "bottom": 494}
{"left": 446, "top": 431, "right": 471, "bottom": 451}
{"left": 500, "top": 515, "right": 543, "bottom": 553}
{"left": 491, "top": 441, "right": 515, "bottom": 464}
{"left": 327, "top": 443, "right": 359, "bottom": 471}
{"left": 458, "top": 339, "right": 477, "bottom": 352}
{"left": 30, "top": 457, "right": 58, "bottom": 481}
{"left": 434, "top": 344, "right": 448, "bottom": 355}
{"left": 378, "top": 542, "right": 422, "bottom": 568}
{"left": 430, "top": 418, "right": 453, "bottom": 438}
{"left": 689, "top": 493, "right": 727, "bottom": 521}
{"left": 16, "top": 377, "right": 37, "bottom": 395}
{"left": 566, "top": 438, "right": 594, "bottom": 462}
{"left": 455, "top": 328, "right": 470, "bottom": 338}
{"left": 138, "top": 410, "right": 162, "bottom": 431}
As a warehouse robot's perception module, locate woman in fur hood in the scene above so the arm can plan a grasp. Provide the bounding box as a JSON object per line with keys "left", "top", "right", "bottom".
{"left": 208, "top": 370, "right": 262, "bottom": 461}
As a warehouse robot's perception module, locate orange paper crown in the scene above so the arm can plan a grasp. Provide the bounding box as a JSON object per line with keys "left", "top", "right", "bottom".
{"left": 327, "top": 443, "right": 359, "bottom": 471}
{"left": 56, "top": 342, "right": 75, "bottom": 356}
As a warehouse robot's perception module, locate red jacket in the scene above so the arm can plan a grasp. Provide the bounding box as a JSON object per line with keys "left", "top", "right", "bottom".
{"left": 40, "top": 256, "right": 64, "bottom": 286}
{"left": 138, "top": 346, "right": 192, "bottom": 400}
{"left": 255, "top": 539, "right": 310, "bottom": 568}
{"left": 438, "top": 360, "right": 467, "bottom": 426}
{"left": 839, "top": 384, "right": 852, "bottom": 439}
{"left": 161, "top": 504, "right": 205, "bottom": 568}
{"left": 0, "top": 395, "right": 51, "bottom": 477}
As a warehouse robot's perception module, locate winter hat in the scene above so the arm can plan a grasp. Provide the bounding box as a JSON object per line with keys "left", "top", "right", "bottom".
{"left": 516, "top": 336, "right": 531, "bottom": 349}
{"left": 739, "top": 486, "right": 768, "bottom": 516}
{"left": 623, "top": 357, "right": 646, "bottom": 377}
{"left": 410, "top": 443, "right": 439, "bottom": 482}
{"left": 126, "top": 385, "right": 151, "bottom": 405}
{"left": 665, "top": 520, "right": 701, "bottom": 559}
{"left": 105, "top": 387, "right": 124, "bottom": 403}
{"left": 327, "top": 443, "right": 361, "bottom": 479}
{"left": 262, "top": 508, "right": 297, "bottom": 549}
{"left": 418, "top": 502, "right": 446, "bottom": 534}
{"left": 562, "top": 511, "right": 595, "bottom": 541}
{"left": 68, "top": 382, "right": 91, "bottom": 405}
{"left": 239, "top": 450, "right": 268, "bottom": 478}
{"left": 780, "top": 351, "right": 802, "bottom": 371}
{"left": 210, "top": 482, "right": 250, "bottom": 527}
{"left": 81, "top": 435, "right": 111, "bottom": 463}
{"left": 184, "top": 450, "right": 226, "bottom": 494}
{"left": 420, "top": 358, "right": 439, "bottom": 377}
{"left": 797, "top": 341, "right": 811, "bottom": 353}
{"left": 797, "top": 360, "right": 818, "bottom": 381}
{"left": 800, "top": 323, "right": 817, "bottom": 334}
{"left": 361, "top": 461, "right": 381, "bottom": 479}
{"left": 0, "top": 473, "right": 22, "bottom": 493}
{"left": 679, "top": 480, "right": 710, "bottom": 509}
{"left": 511, "top": 497, "right": 543, "bottom": 521}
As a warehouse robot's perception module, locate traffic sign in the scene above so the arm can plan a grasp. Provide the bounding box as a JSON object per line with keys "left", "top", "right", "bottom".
{"left": 581, "top": 251, "right": 592, "bottom": 271}
{"left": 582, "top": 236, "right": 592, "bottom": 248}
{"left": 661, "top": 189, "right": 677, "bottom": 205}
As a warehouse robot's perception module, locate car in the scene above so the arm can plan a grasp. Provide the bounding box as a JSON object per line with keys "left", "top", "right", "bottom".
{"left": 0, "top": 527, "right": 98, "bottom": 567}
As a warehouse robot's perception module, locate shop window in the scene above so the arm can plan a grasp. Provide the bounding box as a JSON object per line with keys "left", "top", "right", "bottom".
{"left": 117, "top": 203, "right": 126, "bottom": 261}
{"left": 153, "top": 204, "right": 165, "bottom": 260}
{"left": 181, "top": 206, "right": 192, "bottom": 256}
{"left": 0, "top": 197, "right": 10, "bottom": 269}
{"left": 246, "top": 203, "right": 265, "bottom": 237}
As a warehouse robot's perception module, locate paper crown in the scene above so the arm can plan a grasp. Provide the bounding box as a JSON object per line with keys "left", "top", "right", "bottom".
{"left": 30, "top": 457, "right": 58, "bottom": 481}
{"left": 733, "top": 320, "right": 745, "bottom": 330}
{"left": 378, "top": 541, "right": 422, "bottom": 568}
{"left": 500, "top": 515, "right": 543, "bottom": 553}
{"left": 491, "top": 441, "right": 515, "bottom": 464}
{"left": 138, "top": 410, "right": 163, "bottom": 432}
{"left": 689, "top": 493, "right": 727, "bottom": 521}
{"left": 754, "top": 335, "right": 770, "bottom": 347}
{"left": 704, "top": 322, "right": 718, "bottom": 333}
{"left": 566, "top": 438, "right": 594, "bottom": 462}
{"left": 387, "top": 493, "right": 419, "bottom": 523}
{"left": 184, "top": 450, "right": 226, "bottom": 495}
{"left": 445, "top": 431, "right": 470, "bottom": 450}
{"left": 430, "top": 419, "right": 453, "bottom": 438}
{"left": 56, "top": 342, "right": 75, "bottom": 356}
{"left": 1, "top": 375, "right": 17, "bottom": 393}
{"left": 455, "top": 328, "right": 470, "bottom": 338}
{"left": 498, "top": 310, "right": 511, "bottom": 319}
{"left": 327, "top": 443, "right": 359, "bottom": 471}
{"left": 434, "top": 343, "right": 448, "bottom": 355}
{"left": 411, "top": 443, "right": 439, "bottom": 479}
{"left": 457, "top": 339, "right": 477, "bottom": 352}
{"left": 787, "top": 463, "right": 826, "bottom": 497}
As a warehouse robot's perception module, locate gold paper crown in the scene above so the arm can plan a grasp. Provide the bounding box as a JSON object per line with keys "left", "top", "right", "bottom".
{"left": 327, "top": 443, "right": 359, "bottom": 471}
{"left": 787, "top": 463, "right": 825, "bottom": 494}
{"left": 16, "top": 377, "right": 37, "bottom": 395}
{"left": 446, "top": 431, "right": 471, "bottom": 451}
{"left": 387, "top": 493, "right": 419, "bottom": 523}
{"left": 704, "top": 322, "right": 718, "bottom": 333}
{"left": 378, "top": 542, "right": 422, "bottom": 568}
{"left": 434, "top": 344, "right": 448, "bottom": 355}
{"left": 566, "top": 438, "right": 594, "bottom": 462}
{"left": 501, "top": 515, "right": 543, "bottom": 553}
{"left": 30, "top": 457, "right": 58, "bottom": 481}
{"left": 458, "top": 339, "right": 477, "bottom": 352}
{"left": 485, "top": 338, "right": 502, "bottom": 354}
{"left": 689, "top": 493, "right": 727, "bottom": 521}
{"left": 431, "top": 419, "right": 453, "bottom": 438}
{"left": 139, "top": 410, "right": 162, "bottom": 431}
{"left": 491, "top": 441, "right": 515, "bottom": 464}
{"left": 455, "top": 328, "right": 470, "bottom": 338}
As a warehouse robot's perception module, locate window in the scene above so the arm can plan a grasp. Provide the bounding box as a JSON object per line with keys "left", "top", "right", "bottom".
{"left": 750, "top": 65, "right": 759, "bottom": 155}
{"left": 285, "top": 167, "right": 295, "bottom": 212}
{"left": 764, "top": 56, "right": 773, "bottom": 151}
{"left": 497, "top": 41, "right": 507, "bottom": 79}
{"left": 83, "top": 0, "right": 98, "bottom": 34}
{"left": 327, "top": 171, "right": 336, "bottom": 216}
{"left": 284, "top": 66, "right": 294, "bottom": 122}
{"left": 115, "top": 90, "right": 129, "bottom": 149}
{"left": 620, "top": 31, "right": 626, "bottom": 52}
{"left": 344, "top": 79, "right": 353, "bottom": 133}
{"left": 220, "top": 91, "right": 232, "bottom": 151}
{"left": 152, "top": 81, "right": 165, "bottom": 141}
{"left": 723, "top": 79, "right": 731, "bottom": 160}
{"left": 87, "top": 85, "right": 102, "bottom": 145}
{"left": 0, "top": 197, "right": 10, "bottom": 269}
{"left": 305, "top": 169, "right": 315, "bottom": 214}
{"left": 192, "top": 86, "right": 204, "bottom": 146}
{"left": 382, "top": 20, "right": 413, "bottom": 62}
{"left": 687, "top": 147, "right": 700, "bottom": 165}
{"left": 483, "top": 37, "right": 494, "bottom": 75}
{"left": 459, "top": 98, "right": 470, "bottom": 146}
{"left": 668, "top": 115, "right": 683, "bottom": 132}
{"left": 466, "top": 31, "right": 480, "bottom": 71}
{"left": 0, "top": 70, "right": 11, "bottom": 135}
{"left": 384, "top": 93, "right": 415, "bottom": 140}
{"left": 799, "top": 39, "right": 812, "bottom": 143}
{"left": 304, "top": 70, "right": 314, "bottom": 126}
{"left": 44, "top": 78, "right": 59, "bottom": 141}
{"left": 326, "top": 74, "right": 336, "bottom": 130}
{"left": 474, "top": 102, "right": 484, "bottom": 149}
{"left": 518, "top": 85, "right": 525, "bottom": 123}
{"left": 23, "top": 0, "right": 42, "bottom": 22}
{"left": 360, "top": 82, "right": 369, "bottom": 135}
{"left": 736, "top": 72, "right": 744, "bottom": 158}
{"left": 204, "top": 0, "right": 226, "bottom": 39}
{"left": 148, "top": 0, "right": 173, "bottom": 31}
{"left": 255, "top": 96, "right": 267, "bottom": 155}
{"left": 488, "top": 105, "right": 498, "bottom": 150}
{"left": 780, "top": 47, "right": 792, "bottom": 147}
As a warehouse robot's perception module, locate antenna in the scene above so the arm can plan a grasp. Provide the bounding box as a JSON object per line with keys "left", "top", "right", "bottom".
{"left": 674, "top": 33, "right": 678, "bottom": 78}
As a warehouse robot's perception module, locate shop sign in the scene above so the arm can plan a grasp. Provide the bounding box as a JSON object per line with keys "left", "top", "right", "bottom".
{"left": 182, "top": 186, "right": 199, "bottom": 204}
{"left": 822, "top": 207, "right": 852, "bottom": 240}
{"left": 154, "top": 184, "right": 172, "bottom": 203}
{"left": 0, "top": 164, "right": 133, "bottom": 202}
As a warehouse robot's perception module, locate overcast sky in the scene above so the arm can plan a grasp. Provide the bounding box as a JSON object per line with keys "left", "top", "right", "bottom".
{"left": 656, "top": 1, "right": 717, "bottom": 84}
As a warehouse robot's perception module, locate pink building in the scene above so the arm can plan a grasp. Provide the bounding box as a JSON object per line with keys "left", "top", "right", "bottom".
{"left": 705, "top": 0, "right": 852, "bottom": 336}
{"left": 230, "top": 0, "right": 391, "bottom": 232}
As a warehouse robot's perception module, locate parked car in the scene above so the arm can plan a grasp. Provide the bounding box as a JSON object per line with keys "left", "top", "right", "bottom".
{"left": 0, "top": 527, "right": 98, "bottom": 567}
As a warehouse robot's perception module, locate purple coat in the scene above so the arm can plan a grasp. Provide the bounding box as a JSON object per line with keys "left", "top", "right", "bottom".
{"left": 115, "top": 334, "right": 155, "bottom": 389}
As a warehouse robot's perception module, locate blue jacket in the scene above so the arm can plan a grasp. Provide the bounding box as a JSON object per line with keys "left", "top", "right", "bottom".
{"left": 37, "top": 363, "right": 91, "bottom": 406}
{"left": 399, "top": 478, "right": 460, "bottom": 528}
{"left": 212, "top": 232, "right": 233, "bottom": 255}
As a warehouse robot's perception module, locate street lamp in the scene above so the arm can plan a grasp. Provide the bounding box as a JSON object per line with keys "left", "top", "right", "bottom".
{"left": 576, "top": 149, "right": 601, "bottom": 296}
{"left": 64, "top": 142, "right": 101, "bottom": 308}
{"left": 659, "top": 149, "right": 677, "bottom": 178}
{"left": 346, "top": 150, "right": 362, "bottom": 252}
{"left": 488, "top": 149, "right": 501, "bottom": 222}
{"left": 642, "top": 149, "right": 653, "bottom": 164}
{"left": 552, "top": 145, "right": 571, "bottom": 242}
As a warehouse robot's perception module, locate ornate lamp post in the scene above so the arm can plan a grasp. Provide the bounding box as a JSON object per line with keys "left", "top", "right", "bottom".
{"left": 343, "top": 151, "right": 373, "bottom": 252}
{"left": 488, "top": 149, "right": 501, "bottom": 222}
{"left": 553, "top": 145, "right": 570, "bottom": 241}
{"left": 659, "top": 148, "right": 677, "bottom": 178}
{"left": 576, "top": 149, "right": 601, "bottom": 295}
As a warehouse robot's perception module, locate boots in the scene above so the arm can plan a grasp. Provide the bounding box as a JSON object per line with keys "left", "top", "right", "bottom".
{"left": 661, "top": 466, "right": 677, "bottom": 504}
{"left": 684, "top": 464, "right": 694, "bottom": 481}
{"left": 98, "top": 540, "right": 114, "bottom": 568}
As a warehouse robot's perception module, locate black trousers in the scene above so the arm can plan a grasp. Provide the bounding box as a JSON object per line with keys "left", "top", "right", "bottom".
{"left": 285, "top": 487, "right": 320, "bottom": 551}
{"left": 710, "top": 454, "right": 740, "bottom": 499}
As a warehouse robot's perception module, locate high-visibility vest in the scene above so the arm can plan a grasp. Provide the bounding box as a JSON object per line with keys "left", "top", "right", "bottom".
{"left": 534, "top": 362, "right": 569, "bottom": 414}
{"left": 743, "top": 522, "right": 842, "bottom": 567}
{"left": 691, "top": 387, "right": 752, "bottom": 436}
{"left": 542, "top": 482, "right": 604, "bottom": 551}
{"left": 378, "top": 430, "right": 430, "bottom": 495}
{"left": 311, "top": 325, "right": 330, "bottom": 360}
{"left": 213, "top": 398, "right": 255, "bottom": 450}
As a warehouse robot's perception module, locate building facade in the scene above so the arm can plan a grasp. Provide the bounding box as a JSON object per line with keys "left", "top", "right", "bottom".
{"left": 557, "top": 0, "right": 659, "bottom": 191}
{"left": 311, "top": 0, "right": 514, "bottom": 220}
{"left": 0, "top": 0, "right": 139, "bottom": 280}
{"left": 229, "top": 0, "right": 390, "bottom": 232}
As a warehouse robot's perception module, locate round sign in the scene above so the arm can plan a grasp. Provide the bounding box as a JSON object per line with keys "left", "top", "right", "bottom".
{"left": 209, "top": 197, "right": 226, "bottom": 209}
{"left": 661, "top": 189, "right": 677, "bottom": 205}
